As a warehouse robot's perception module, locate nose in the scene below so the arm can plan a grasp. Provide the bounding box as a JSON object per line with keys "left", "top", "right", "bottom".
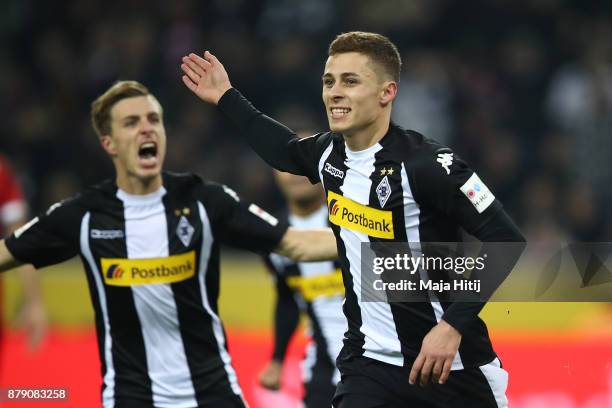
{"left": 326, "top": 83, "right": 344, "bottom": 103}
{"left": 139, "top": 119, "right": 155, "bottom": 134}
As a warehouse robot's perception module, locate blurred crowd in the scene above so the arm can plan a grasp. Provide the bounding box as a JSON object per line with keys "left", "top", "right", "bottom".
{"left": 1, "top": 0, "right": 611, "bottom": 241}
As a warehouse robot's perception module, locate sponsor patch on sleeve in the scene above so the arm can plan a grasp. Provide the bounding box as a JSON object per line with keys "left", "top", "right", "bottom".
{"left": 459, "top": 173, "right": 495, "bottom": 213}
{"left": 248, "top": 204, "right": 279, "bottom": 226}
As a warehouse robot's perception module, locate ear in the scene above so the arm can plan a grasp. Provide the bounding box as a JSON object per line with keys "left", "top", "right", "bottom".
{"left": 380, "top": 81, "right": 398, "bottom": 107}
{"left": 100, "top": 135, "right": 117, "bottom": 157}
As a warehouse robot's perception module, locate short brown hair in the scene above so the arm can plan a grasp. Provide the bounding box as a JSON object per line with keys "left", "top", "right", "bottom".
{"left": 328, "top": 31, "right": 401, "bottom": 82}
{"left": 91, "top": 80, "right": 151, "bottom": 137}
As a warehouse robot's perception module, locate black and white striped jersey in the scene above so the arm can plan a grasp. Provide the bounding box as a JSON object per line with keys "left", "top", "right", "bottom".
{"left": 218, "top": 88, "right": 524, "bottom": 370}
{"left": 6, "top": 172, "right": 288, "bottom": 408}
{"left": 264, "top": 205, "right": 345, "bottom": 385}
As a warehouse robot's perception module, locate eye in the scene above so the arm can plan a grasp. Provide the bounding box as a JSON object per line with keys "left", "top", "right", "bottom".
{"left": 124, "top": 119, "right": 137, "bottom": 128}
{"left": 149, "top": 115, "right": 160, "bottom": 124}
{"left": 323, "top": 78, "right": 334, "bottom": 87}
{"left": 345, "top": 78, "right": 358, "bottom": 85}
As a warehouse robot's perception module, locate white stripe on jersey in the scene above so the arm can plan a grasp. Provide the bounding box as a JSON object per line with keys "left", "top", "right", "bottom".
{"left": 80, "top": 212, "right": 116, "bottom": 408}
{"left": 317, "top": 142, "right": 334, "bottom": 191}
{"left": 196, "top": 202, "right": 244, "bottom": 398}
{"left": 400, "top": 164, "right": 464, "bottom": 371}
{"left": 478, "top": 358, "right": 508, "bottom": 407}
{"left": 342, "top": 145, "right": 403, "bottom": 366}
{"left": 117, "top": 188, "right": 198, "bottom": 408}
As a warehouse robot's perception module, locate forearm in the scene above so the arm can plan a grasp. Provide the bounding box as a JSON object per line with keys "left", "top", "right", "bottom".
{"left": 17, "top": 264, "right": 43, "bottom": 304}
{"left": 275, "top": 228, "right": 338, "bottom": 262}
{"left": 217, "top": 88, "right": 303, "bottom": 173}
{"left": 272, "top": 291, "right": 300, "bottom": 361}
{"left": 442, "top": 210, "right": 526, "bottom": 333}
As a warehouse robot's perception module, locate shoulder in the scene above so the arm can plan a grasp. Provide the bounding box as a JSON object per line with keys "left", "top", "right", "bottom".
{"left": 162, "top": 171, "right": 204, "bottom": 193}
{"left": 386, "top": 124, "right": 457, "bottom": 176}
{"left": 293, "top": 131, "right": 337, "bottom": 151}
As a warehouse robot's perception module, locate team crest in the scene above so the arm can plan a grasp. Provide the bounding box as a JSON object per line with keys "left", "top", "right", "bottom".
{"left": 376, "top": 176, "right": 392, "bottom": 208}
{"left": 176, "top": 216, "right": 195, "bottom": 247}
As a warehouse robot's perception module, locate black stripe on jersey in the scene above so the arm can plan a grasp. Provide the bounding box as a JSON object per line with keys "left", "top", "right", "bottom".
{"left": 401, "top": 131, "right": 496, "bottom": 367}
{"left": 79, "top": 251, "right": 110, "bottom": 399}
{"left": 162, "top": 193, "right": 236, "bottom": 405}
{"left": 305, "top": 302, "right": 335, "bottom": 368}
{"left": 88, "top": 200, "right": 154, "bottom": 406}
{"left": 323, "top": 140, "right": 366, "bottom": 357}
{"left": 374, "top": 131, "right": 440, "bottom": 366}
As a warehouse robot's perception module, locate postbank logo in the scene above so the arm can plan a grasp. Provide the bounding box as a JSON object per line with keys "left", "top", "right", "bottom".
{"left": 101, "top": 251, "right": 196, "bottom": 286}
{"left": 287, "top": 269, "right": 344, "bottom": 301}
{"left": 327, "top": 191, "right": 394, "bottom": 239}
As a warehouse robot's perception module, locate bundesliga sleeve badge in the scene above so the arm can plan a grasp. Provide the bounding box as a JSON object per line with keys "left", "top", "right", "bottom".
{"left": 460, "top": 173, "right": 495, "bottom": 213}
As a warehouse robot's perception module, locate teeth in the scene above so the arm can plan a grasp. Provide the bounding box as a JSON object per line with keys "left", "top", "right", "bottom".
{"left": 331, "top": 108, "right": 350, "bottom": 114}
{"left": 141, "top": 142, "right": 155, "bottom": 149}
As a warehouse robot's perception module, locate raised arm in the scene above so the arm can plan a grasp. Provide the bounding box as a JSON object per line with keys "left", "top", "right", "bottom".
{"left": 181, "top": 52, "right": 322, "bottom": 178}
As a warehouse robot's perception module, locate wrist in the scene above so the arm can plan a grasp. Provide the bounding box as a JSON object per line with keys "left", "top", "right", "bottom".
{"left": 440, "top": 319, "right": 461, "bottom": 337}
{"left": 215, "top": 85, "right": 233, "bottom": 105}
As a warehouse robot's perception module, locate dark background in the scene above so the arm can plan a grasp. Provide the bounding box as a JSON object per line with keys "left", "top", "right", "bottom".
{"left": 2, "top": 0, "right": 611, "bottom": 241}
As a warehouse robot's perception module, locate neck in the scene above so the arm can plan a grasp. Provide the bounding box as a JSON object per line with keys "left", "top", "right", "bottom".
{"left": 116, "top": 173, "right": 163, "bottom": 195}
{"left": 343, "top": 114, "right": 391, "bottom": 152}
{"left": 288, "top": 198, "right": 324, "bottom": 217}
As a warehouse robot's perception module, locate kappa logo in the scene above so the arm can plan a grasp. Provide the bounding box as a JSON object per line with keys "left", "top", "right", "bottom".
{"left": 436, "top": 152, "right": 454, "bottom": 175}
{"left": 324, "top": 163, "right": 345, "bottom": 179}
{"left": 106, "top": 264, "right": 124, "bottom": 279}
{"left": 91, "top": 229, "right": 124, "bottom": 239}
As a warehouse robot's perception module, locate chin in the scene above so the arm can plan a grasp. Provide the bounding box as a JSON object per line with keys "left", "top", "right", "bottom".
{"left": 137, "top": 168, "right": 162, "bottom": 181}
{"left": 329, "top": 122, "right": 346, "bottom": 133}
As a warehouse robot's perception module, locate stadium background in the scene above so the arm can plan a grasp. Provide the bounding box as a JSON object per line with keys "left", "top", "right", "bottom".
{"left": 1, "top": 0, "right": 611, "bottom": 407}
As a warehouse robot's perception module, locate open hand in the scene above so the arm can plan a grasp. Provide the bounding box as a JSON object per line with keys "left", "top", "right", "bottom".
{"left": 181, "top": 51, "right": 232, "bottom": 105}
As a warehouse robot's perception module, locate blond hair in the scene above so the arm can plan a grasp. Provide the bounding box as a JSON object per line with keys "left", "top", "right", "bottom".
{"left": 91, "top": 80, "right": 151, "bottom": 137}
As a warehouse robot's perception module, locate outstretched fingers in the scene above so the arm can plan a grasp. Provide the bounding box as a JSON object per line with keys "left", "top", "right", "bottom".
{"left": 181, "top": 62, "right": 202, "bottom": 86}
{"left": 181, "top": 75, "right": 198, "bottom": 92}
{"left": 189, "top": 52, "right": 213, "bottom": 69}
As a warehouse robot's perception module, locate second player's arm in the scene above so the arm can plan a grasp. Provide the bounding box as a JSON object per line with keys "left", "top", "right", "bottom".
{"left": 275, "top": 227, "right": 338, "bottom": 262}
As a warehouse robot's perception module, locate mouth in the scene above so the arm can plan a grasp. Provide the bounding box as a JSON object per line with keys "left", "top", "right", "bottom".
{"left": 330, "top": 107, "right": 351, "bottom": 120}
{"left": 137, "top": 142, "right": 159, "bottom": 168}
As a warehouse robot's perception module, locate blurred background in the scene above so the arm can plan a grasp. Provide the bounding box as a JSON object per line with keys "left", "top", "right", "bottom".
{"left": 1, "top": 0, "right": 611, "bottom": 407}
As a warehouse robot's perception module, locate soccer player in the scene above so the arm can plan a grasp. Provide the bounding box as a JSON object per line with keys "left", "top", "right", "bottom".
{"left": 0, "top": 81, "right": 337, "bottom": 408}
{"left": 258, "top": 161, "right": 345, "bottom": 408}
{"left": 181, "top": 31, "right": 526, "bottom": 407}
{"left": 0, "top": 154, "right": 46, "bottom": 351}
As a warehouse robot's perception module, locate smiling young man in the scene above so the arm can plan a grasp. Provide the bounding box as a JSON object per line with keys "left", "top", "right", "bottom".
{"left": 181, "top": 32, "right": 525, "bottom": 408}
{"left": 0, "top": 81, "right": 337, "bottom": 408}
